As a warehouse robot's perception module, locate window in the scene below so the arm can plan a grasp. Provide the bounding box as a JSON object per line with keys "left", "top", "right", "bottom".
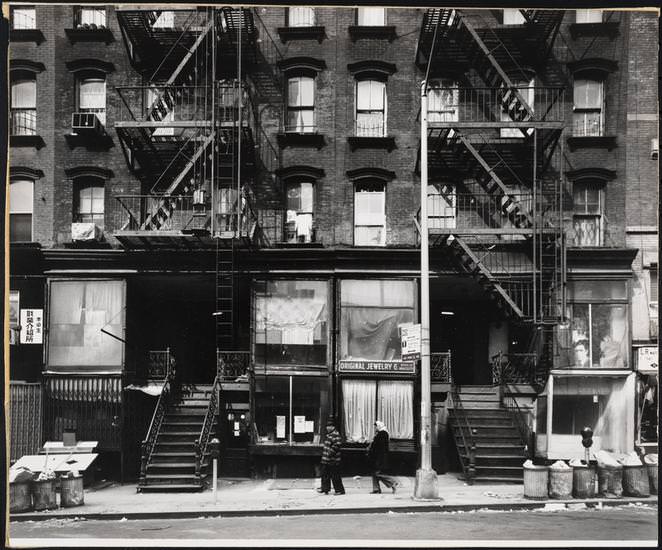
{"left": 77, "top": 76, "right": 106, "bottom": 126}
{"left": 254, "top": 280, "right": 328, "bottom": 367}
{"left": 572, "top": 182, "right": 603, "bottom": 246}
{"left": 9, "top": 179, "right": 34, "bottom": 242}
{"left": 573, "top": 79, "right": 604, "bottom": 137}
{"left": 285, "top": 182, "right": 314, "bottom": 243}
{"left": 76, "top": 7, "right": 106, "bottom": 28}
{"left": 10, "top": 77, "right": 36, "bottom": 136}
{"left": 152, "top": 11, "right": 175, "bottom": 28}
{"left": 288, "top": 7, "right": 315, "bottom": 27}
{"left": 357, "top": 7, "right": 385, "bottom": 26}
{"left": 254, "top": 375, "right": 329, "bottom": 445}
{"left": 342, "top": 379, "right": 414, "bottom": 442}
{"left": 576, "top": 9, "right": 603, "bottom": 23}
{"left": 427, "top": 184, "right": 456, "bottom": 229}
{"left": 650, "top": 268, "right": 658, "bottom": 303}
{"left": 427, "top": 80, "right": 458, "bottom": 123}
{"left": 340, "top": 279, "right": 416, "bottom": 362}
{"left": 9, "top": 291, "right": 20, "bottom": 345}
{"left": 287, "top": 76, "right": 315, "bottom": 133}
{"left": 354, "top": 181, "right": 385, "bottom": 246}
{"left": 11, "top": 7, "right": 36, "bottom": 29}
{"left": 47, "top": 280, "right": 125, "bottom": 371}
{"left": 501, "top": 79, "right": 534, "bottom": 138}
{"left": 74, "top": 179, "right": 105, "bottom": 228}
{"left": 356, "top": 80, "right": 386, "bottom": 137}
{"left": 503, "top": 9, "right": 526, "bottom": 25}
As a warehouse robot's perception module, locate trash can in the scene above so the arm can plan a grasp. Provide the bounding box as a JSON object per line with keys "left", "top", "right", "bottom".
{"left": 32, "top": 479, "right": 58, "bottom": 510}
{"left": 523, "top": 465, "right": 549, "bottom": 499}
{"left": 646, "top": 463, "right": 657, "bottom": 493}
{"left": 60, "top": 475, "right": 84, "bottom": 507}
{"left": 572, "top": 465, "right": 596, "bottom": 498}
{"left": 622, "top": 465, "right": 650, "bottom": 497}
{"left": 597, "top": 464, "right": 623, "bottom": 498}
{"left": 10, "top": 481, "right": 33, "bottom": 513}
{"left": 548, "top": 466, "right": 573, "bottom": 499}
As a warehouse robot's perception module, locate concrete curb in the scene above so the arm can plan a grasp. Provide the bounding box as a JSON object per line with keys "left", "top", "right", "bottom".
{"left": 10, "top": 496, "right": 657, "bottom": 522}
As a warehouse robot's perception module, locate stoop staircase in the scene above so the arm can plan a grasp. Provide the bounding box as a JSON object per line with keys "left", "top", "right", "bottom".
{"left": 449, "top": 385, "right": 526, "bottom": 483}
{"left": 139, "top": 384, "right": 218, "bottom": 492}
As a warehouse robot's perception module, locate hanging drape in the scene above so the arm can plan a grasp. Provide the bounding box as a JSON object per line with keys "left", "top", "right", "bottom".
{"left": 377, "top": 380, "right": 414, "bottom": 439}
{"left": 593, "top": 375, "right": 635, "bottom": 454}
{"left": 344, "top": 308, "right": 413, "bottom": 360}
{"left": 342, "top": 379, "right": 376, "bottom": 443}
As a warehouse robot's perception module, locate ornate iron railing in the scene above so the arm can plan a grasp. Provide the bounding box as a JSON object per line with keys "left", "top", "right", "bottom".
{"left": 193, "top": 373, "right": 221, "bottom": 486}
{"left": 139, "top": 352, "right": 175, "bottom": 489}
{"left": 431, "top": 351, "right": 452, "bottom": 383}
{"left": 217, "top": 350, "right": 250, "bottom": 380}
{"left": 450, "top": 384, "right": 476, "bottom": 484}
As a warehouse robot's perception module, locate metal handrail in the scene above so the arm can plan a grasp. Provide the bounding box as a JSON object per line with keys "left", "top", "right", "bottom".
{"left": 193, "top": 373, "right": 221, "bottom": 485}
{"left": 450, "top": 383, "right": 477, "bottom": 484}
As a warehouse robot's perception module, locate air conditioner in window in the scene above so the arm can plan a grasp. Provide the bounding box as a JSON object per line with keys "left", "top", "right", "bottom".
{"left": 71, "top": 112, "right": 104, "bottom": 136}
{"left": 72, "top": 222, "right": 102, "bottom": 242}
{"left": 651, "top": 138, "right": 659, "bottom": 160}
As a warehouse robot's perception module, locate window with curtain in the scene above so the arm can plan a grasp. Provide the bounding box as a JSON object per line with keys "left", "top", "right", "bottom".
{"left": 285, "top": 181, "right": 314, "bottom": 243}
{"left": 573, "top": 79, "right": 604, "bottom": 136}
{"left": 342, "top": 379, "right": 413, "bottom": 442}
{"left": 428, "top": 80, "right": 458, "bottom": 123}
{"left": 254, "top": 375, "right": 328, "bottom": 444}
{"left": 287, "top": 76, "right": 315, "bottom": 133}
{"left": 427, "top": 184, "right": 456, "bottom": 229}
{"left": 11, "top": 77, "right": 37, "bottom": 136}
{"left": 356, "top": 79, "right": 386, "bottom": 137}
{"left": 354, "top": 180, "right": 386, "bottom": 246}
{"left": 576, "top": 9, "right": 603, "bottom": 23}
{"left": 47, "top": 280, "right": 125, "bottom": 371}
{"left": 74, "top": 178, "right": 105, "bottom": 228}
{"left": 77, "top": 76, "right": 106, "bottom": 125}
{"left": 12, "top": 7, "right": 36, "bottom": 29}
{"left": 340, "top": 279, "right": 416, "bottom": 361}
{"left": 357, "top": 7, "right": 386, "bottom": 26}
{"left": 9, "top": 179, "right": 34, "bottom": 242}
{"left": 254, "top": 280, "right": 328, "bottom": 366}
{"left": 288, "top": 7, "right": 315, "bottom": 27}
{"left": 503, "top": 9, "right": 526, "bottom": 24}
{"left": 572, "top": 182, "right": 603, "bottom": 246}
{"left": 152, "top": 11, "right": 175, "bottom": 28}
{"left": 76, "top": 7, "right": 106, "bottom": 27}
{"left": 500, "top": 79, "right": 534, "bottom": 138}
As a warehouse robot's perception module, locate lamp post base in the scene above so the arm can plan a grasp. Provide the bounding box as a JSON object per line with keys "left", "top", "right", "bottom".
{"left": 413, "top": 468, "right": 442, "bottom": 500}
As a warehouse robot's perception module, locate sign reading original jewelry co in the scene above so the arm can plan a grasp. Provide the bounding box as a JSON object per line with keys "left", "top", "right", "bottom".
{"left": 338, "top": 360, "right": 416, "bottom": 374}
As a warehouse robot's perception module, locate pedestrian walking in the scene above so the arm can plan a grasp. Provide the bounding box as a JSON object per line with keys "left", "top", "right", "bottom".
{"left": 317, "top": 419, "right": 345, "bottom": 495}
{"left": 367, "top": 420, "right": 399, "bottom": 494}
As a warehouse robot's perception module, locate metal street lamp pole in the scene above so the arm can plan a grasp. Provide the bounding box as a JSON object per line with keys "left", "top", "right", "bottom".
{"left": 414, "top": 80, "right": 440, "bottom": 500}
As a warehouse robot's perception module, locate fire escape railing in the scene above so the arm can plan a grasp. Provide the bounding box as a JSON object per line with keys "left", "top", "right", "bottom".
{"left": 217, "top": 350, "right": 251, "bottom": 381}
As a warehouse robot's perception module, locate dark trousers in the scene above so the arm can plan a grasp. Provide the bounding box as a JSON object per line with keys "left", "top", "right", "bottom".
{"left": 320, "top": 463, "right": 345, "bottom": 493}
{"left": 372, "top": 469, "right": 397, "bottom": 492}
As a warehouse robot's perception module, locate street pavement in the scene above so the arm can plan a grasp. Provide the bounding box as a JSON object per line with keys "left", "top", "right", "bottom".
{"left": 9, "top": 505, "right": 659, "bottom": 546}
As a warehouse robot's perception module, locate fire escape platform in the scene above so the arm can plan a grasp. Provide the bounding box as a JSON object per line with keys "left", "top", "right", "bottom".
{"left": 114, "top": 230, "right": 253, "bottom": 250}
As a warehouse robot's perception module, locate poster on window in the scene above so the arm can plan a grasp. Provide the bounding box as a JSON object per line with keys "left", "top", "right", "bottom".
{"left": 20, "top": 308, "right": 43, "bottom": 344}
{"left": 400, "top": 323, "right": 421, "bottom": 361}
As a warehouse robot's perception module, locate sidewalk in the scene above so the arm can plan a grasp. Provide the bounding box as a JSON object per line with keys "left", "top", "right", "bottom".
{"left": 11, "top": 474, "right": 658, "bottom": 522}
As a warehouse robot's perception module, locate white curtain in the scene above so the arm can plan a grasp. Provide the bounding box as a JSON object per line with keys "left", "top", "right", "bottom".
{"left": 342, "top": 380, "right": 376, "bottom": 443}
{"left": 11, "top": 79, "right": 36, "bottom": 109}
{"left": 377, "top": 380, "right": 414, "bottom": 439}
{"left": 593, "top": 375, "right": 635, "bottom": 454}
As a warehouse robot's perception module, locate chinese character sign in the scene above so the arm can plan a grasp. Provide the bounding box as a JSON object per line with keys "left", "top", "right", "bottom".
{"left": 20, "top": 309, "right": 43, "bottom": 344}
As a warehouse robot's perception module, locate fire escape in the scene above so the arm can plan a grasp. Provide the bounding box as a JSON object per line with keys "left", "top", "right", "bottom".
{"left": 113, "top": 7, "right": 281, "bottom": 490}
{"left": 416, "top": 8, "right": 567, "bottom": 482}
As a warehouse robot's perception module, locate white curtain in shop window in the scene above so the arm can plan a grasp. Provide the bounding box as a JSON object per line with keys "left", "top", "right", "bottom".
{"left": 594, "top": 375, "right": 635, "bottom": 453}
{"left": 255, "top": 296, "right": 325, "bottom": 345}
{"left": 50, "top": 282, "right": 85, "bottom": 324}
{"left": 345, "top": 308, "right": 413, "bottom": 360}
{"left": 342, "top": 379, "right": 376, "bottom": 443}
{"left": 377, "top": 380, "right": 413, "bottom": 439}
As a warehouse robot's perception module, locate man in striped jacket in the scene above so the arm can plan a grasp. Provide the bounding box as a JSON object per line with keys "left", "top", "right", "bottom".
{"left": 317, "top": 419, "right": 345, "bottom": 495}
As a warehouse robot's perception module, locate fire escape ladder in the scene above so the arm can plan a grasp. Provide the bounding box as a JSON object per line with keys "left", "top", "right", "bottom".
{"left": 141, "top": 197, "right": 176, "bottom": 231}
{"left": 445, "top": 235, "right": 524, "bottom": 319}
{"left": 216, "top": 237, "right": 237, "bottom": 352}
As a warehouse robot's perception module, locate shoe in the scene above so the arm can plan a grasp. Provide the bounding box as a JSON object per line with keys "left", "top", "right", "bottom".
{"left": 370, "top": 490, "right": 382, "bottom": 494}
{"left": 334, "top": 491, "right": 345, "bottom": 495}
{"left": 316, "top": 488, "right": 328, "bottom": 494}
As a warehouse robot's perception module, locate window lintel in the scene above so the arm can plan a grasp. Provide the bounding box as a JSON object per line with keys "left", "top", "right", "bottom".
{"left": 348, "top": 60, "right": 396, "bottom": 80}
{"left": 346, "top": 167, "right": 395, "bottom": 183}
{"left": 65, "top": 59, "right": 115, "bottom": 74}
{"left": 65, "top": 166, "right": 113, "bottom": 180}
{"left": 279, "top": 57, "right": 326, "bottom": 76}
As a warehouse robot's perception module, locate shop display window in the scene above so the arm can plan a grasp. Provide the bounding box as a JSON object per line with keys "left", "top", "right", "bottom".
{"left": 568, "top": 304, "right": 628, "bottom": 368}
{"left": 254, "top": 375, "right": 328, "bottom": 445}
{"left": 340, "top": 279, "right": 415, "bottom": 361}
{"left": 254, "top": 280, "right": 327, "bottom": 366}
{"left": 342, "top": 379, "right": 413, "bottom": 442}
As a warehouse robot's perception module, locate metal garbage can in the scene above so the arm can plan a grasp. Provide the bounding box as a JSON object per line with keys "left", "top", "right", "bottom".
{"left": 60, "top": 475, "right": 85, "bottom": 507}
{"left": 32, "top": 479, "right": 58, "bottom": 510}
{"left": 622, "top": 465, "right": 650, "bottom": 497}
{"left": 548, "top": 466, "right": 572, "bottom": 499}
{"left": 597, "top": 464, "right": 623, "bottom": 498}
{"left": 646, "top": 463, "right": 657, "bottom": 493}
{"left": 572, "top": 465, "right": 596, "bottom": 498}
{"left": 10, "top": 481, "right": 33, "bottom": 513}
{"left": 523, "top": 464, "right": 549, "bottom": 499}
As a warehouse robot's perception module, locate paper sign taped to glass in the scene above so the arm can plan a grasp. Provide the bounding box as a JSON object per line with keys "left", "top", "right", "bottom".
{"left": 399, "top": 323, "right": 421, "bottom": 361}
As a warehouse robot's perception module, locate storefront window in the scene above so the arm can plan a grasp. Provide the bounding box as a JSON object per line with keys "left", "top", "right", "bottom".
{"left": 342, "top": 379, "right": 413, "bottom": 442}
{"left": 254, "top": 375, "right": 328, "bottom": 445}
{"left": 254, "top": 280, "right": 327, "bottom": 366}
{"left": 340, "top": 279, "right": 415, "bottom": 361}
{"left": 569, "top": 304, "right": 628, "bottom": 369}
{"left": 47, "top": 280, "right": 125, "bottom": 371}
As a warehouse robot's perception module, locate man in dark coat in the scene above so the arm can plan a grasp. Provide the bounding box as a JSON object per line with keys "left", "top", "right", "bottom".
{"left": 367, "top": 420, "right": 399, "bottom": 494}
{"left": 318, "top": 419, "right": 345, "bottom": 495}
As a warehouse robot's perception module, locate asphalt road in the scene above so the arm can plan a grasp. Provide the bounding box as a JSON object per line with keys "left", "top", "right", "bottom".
{"left": 9, "top": 505, "right": 658, "bottom": 545}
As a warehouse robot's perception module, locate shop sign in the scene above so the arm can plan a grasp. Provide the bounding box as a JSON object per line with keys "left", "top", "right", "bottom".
{"left": 400, "top": 323, "right": 421, "bottom": 361}
{"left": 637, "top": 347, "right": 658, "bottom": 373}
{"left": 20, "top": 309, "right": 43, "bottom": 345}
{"left": 338, "top": 360, "right": 416, "bottom": 374}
